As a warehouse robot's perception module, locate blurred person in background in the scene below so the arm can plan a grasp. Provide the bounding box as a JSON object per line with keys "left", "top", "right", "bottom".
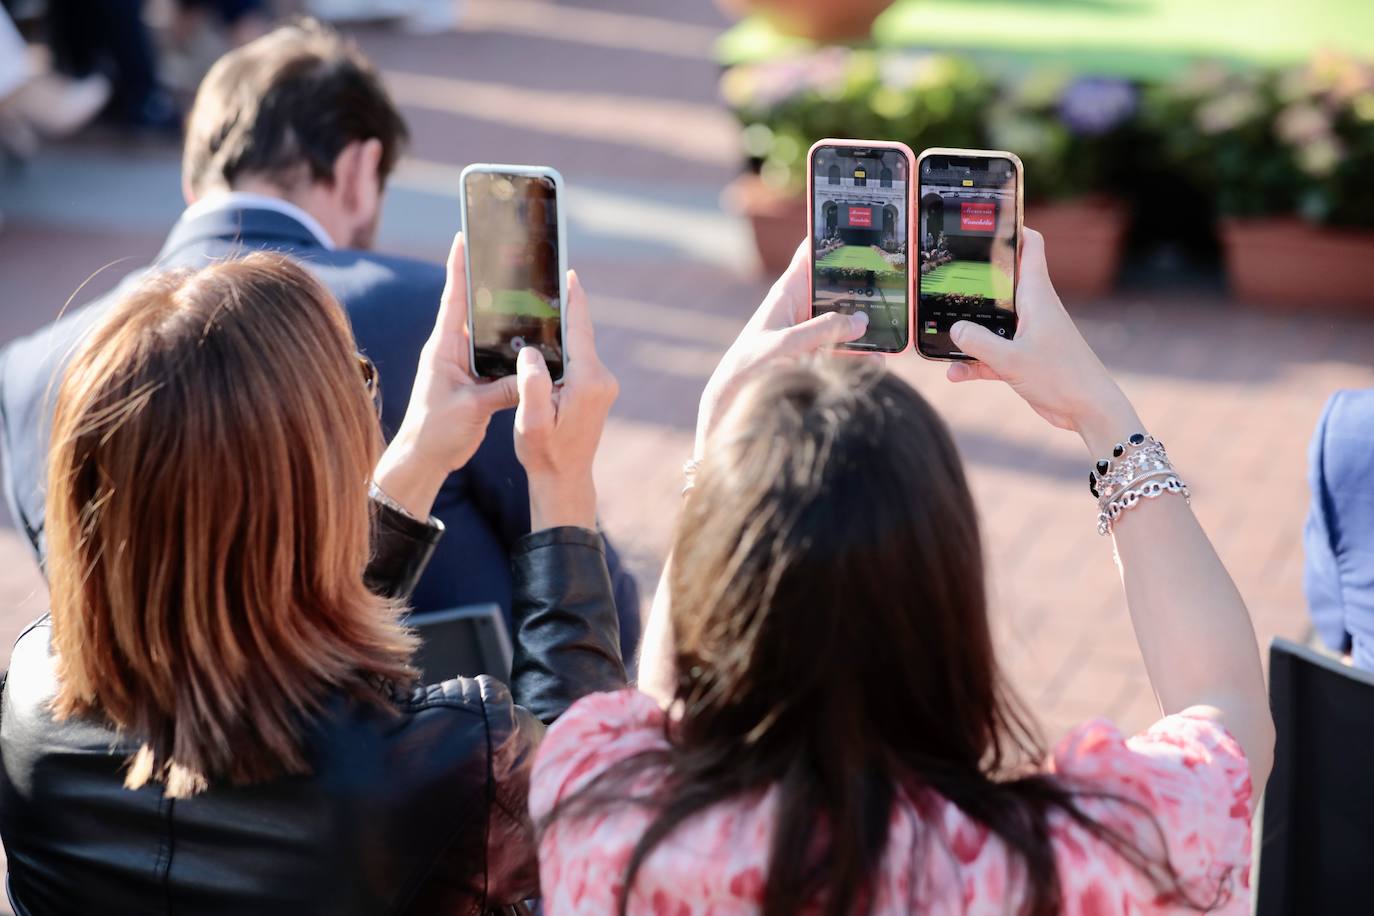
{"left": 0, "top": 20, "right": 643, "bottom": 660}
{"left": 531, "top": 232, "right": 1274, "bottom": 914}
{"left": 0, "top": 244, "right": 626, "bottom": 912}
{"left": 1304, "top": 388, "right": 1374, "bottom": 671}
{"left": 160, "top": 0, "right": 273, "bottom": 90}
{"left": 0, "top": 7, "right": 110, "bottom": 168}
{"left": 170, "top": 0, "right": 272, "bottom": 48}
{"left": 44, "top": 0, "right": 179, "bottom": 129}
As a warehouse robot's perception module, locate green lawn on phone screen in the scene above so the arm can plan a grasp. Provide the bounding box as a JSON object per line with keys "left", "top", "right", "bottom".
{"left": 490, "top": 289, "right": 559, "bottom": 318}
{"left": 816, "top": 245, "right": 906, "bottom": 289}
{"left": 921, "top": 261, "right": 1013, "bottom": 300}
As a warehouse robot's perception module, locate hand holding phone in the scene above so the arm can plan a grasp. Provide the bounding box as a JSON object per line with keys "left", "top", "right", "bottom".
{"left": 807, "top": 139, "right": 915, "bottom": 353}
{"left": 460, "top": 164, "right": 567, "bottom": 381}
{"left": 944, "top": 227, "right": 1139, "bottom": 450}
{"left": 373, "top": 231, "right": 523, "bottom": 519}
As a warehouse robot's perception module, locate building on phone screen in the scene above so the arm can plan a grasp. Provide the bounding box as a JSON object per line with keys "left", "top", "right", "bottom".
{"left": 813, "top": 152, "right": 908, "bottom": 250}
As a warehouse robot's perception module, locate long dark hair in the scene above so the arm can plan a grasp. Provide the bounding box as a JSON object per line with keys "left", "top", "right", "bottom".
{"left": 547, "top": 359, "right": 1221, "bottom": 915}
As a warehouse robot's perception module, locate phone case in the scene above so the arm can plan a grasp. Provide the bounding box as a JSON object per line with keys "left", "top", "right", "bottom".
{"left": 912, "top": 147, "right": 1024, "bottom": 363}
{"left": 806, "top": 138, "right": 917, "bottom": 355}
{"left": 458, "top": 163, "right": 569, "bottom": 383}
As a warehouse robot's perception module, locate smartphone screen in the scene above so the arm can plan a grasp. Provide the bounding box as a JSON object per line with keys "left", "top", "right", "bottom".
{"left": 916, "top": 154, "right": 1019, "bottom": 360}
{"left": 810, "top": 144, "right": 910, "bottom": 352}
{"left": 463, "top": 170, "right": 564, "bottom": 379}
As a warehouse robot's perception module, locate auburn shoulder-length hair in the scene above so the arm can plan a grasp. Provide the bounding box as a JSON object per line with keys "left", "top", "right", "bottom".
{"left": 45, "top": 252, "right": 416, "bottom": 799}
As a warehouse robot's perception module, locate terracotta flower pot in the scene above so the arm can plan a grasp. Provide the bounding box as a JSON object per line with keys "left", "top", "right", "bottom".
{"left": 1220, "top": 217, "right": 1374, "bottom": 312}
{"left": 714, "top": 0, "right": 894, "bottom": 43}
{"left": 723, "top": 173, "right": 808, "bottom": 275}
{"left": 1023, "top": 196, "right": 1129, "bottom": 300}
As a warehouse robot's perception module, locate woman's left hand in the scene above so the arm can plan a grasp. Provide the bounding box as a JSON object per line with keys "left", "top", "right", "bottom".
{"left": 695, "top": 239, "right": 869, "bottom": 457}
{"left": 373, "top": 232, "right": 521, "bottom": 519}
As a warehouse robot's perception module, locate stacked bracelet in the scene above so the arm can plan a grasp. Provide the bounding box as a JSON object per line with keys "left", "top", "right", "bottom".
{"left": 1088, "top": 432, "right": 1190, "bottom": 536}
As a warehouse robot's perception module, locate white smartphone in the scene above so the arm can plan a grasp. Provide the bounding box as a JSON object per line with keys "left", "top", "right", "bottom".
{"left": 458, "top": 164, "right": 568, "bottom": 381}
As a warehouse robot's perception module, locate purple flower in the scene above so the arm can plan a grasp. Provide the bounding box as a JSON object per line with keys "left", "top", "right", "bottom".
{"left": 1058, "top": 77, "right": 1138, "bottom": 136}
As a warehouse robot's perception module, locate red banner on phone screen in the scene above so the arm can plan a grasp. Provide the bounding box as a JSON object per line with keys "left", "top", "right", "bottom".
{"left": 960, "top": 202, "right": 995, "bottom": 232}
{"left": 848, "top": 206, "right": 873, "bottom": 228}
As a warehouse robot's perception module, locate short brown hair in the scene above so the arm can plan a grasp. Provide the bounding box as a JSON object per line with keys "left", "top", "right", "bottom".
{"left": 46, "top": 253, "right": 416, "bottom": 798}
{"left": 183, "top": 20, "right": 409, "bottom": 197}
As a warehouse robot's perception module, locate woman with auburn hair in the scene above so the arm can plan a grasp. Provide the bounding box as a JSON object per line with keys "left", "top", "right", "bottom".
{"left": 0, "top": 238, "right": 626, "bottom": 914}
{"left": 532, "top": 231, "right": 1274, "bottom": 915}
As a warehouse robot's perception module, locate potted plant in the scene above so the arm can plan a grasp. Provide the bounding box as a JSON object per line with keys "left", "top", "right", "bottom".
{"left": 1148, "top": 54, "right": 1374, "bottom": 311}
{"left": 721, "top": 49, "right": 992, "bottom": 272}
{"left": 714, "top": 0, "right": 895, "bottom": 44}
{"left": 987, "top": 71, "right": 1141, "bottom": 298}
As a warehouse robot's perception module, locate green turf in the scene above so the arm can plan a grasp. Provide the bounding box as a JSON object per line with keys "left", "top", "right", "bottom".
{"left": 921, "top": 260, "right": 1013, "bottom": 300}
{"left": 488, "top": 289, "right": 559, "bottom": 319}
{"left": 816, "top": 245, "right": 898, "bottom": 273}
{"left": 718, "top": 0, "right": 1374, "bottom": 79}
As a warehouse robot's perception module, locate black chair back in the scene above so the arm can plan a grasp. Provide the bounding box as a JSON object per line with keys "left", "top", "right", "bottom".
{"left": 405, "top": 603, "right": 513, "bottom": 684}
{"left": 1257, "top": 638, "right": 1374, "bottom": 915}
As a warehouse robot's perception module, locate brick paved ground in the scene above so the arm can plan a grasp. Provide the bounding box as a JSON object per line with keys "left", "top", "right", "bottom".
{"left": 1, "top": 0, "right": 1372, "bottom": 900}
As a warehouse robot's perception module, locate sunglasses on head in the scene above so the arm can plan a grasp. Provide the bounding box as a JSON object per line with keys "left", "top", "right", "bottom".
{"left": 357, "top": 353, "right": 380, "bottom": 412}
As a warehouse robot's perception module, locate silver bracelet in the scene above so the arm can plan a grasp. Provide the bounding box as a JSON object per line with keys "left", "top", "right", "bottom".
{"left": 681, "top": 458, "right": 701, "bottom": 497}
{"left": 1088, "top": 432, "right": 1190, "bottom": 535}
{"left": 1097, "top": 474, "right": 1191, "bottom": 536}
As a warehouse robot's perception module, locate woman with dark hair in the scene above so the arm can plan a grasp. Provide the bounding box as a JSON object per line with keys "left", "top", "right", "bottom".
{"left": 532, "top": 229, "right": 1272, "bottom": 914}
{"left": 0, "top": 234, "right": 626, "bottom": 913}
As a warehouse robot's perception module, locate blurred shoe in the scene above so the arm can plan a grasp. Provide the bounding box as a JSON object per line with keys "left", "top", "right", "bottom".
{"left": 10, "top": 72, "right": 110, "bottom": 138}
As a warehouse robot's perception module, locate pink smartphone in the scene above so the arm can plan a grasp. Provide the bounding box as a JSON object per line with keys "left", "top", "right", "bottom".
{"left": 807, "top": 138, "right": 916, "bottom": 354}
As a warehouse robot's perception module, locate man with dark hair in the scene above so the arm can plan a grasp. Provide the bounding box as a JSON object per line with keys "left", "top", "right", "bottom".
{"left": 0, "top": 21, "right": 641, "bottom": 658}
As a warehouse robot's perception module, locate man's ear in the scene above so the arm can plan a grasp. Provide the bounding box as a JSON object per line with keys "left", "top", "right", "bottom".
{"left": 335, "top": 138, "right": 384, "bottom": 218}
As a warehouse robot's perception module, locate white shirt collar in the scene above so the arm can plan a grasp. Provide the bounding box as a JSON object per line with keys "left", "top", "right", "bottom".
{"left": 181, "top": 191, "right": 337, "bottom": 250}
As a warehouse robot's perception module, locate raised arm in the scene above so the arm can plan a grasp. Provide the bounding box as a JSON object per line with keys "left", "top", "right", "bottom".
{"left": 946, "top": 228, "right": 1274, "bottom": 790}
{"left": 638, "top": 241, "right": 869, "bottom": 706}
{"left": 506, "top": 269, "right": 627, "bottom": 719}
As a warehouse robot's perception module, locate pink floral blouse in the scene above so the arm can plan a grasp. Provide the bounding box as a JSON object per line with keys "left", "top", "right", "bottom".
{"left": 531, "top": 690, "right": 1253, "bottom": 915}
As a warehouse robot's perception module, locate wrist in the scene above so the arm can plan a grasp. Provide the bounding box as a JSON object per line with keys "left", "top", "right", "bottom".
{"left": 374, "top": 435, "right": 449, "bottom": 521}
{"left": 528, "top": 471, "right": 598, "bottom": 531}
{"left": 1072, "top": 388, "right": 1144, "bottom": 459}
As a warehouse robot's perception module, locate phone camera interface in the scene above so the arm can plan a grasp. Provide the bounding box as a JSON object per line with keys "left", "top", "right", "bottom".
{"left": 465, "top": 172, "right": 564, "bottom": 378}
{"left": 917, "top": 156, "right": 1018, "bottom": 357}
{"left": 811, "top": 146, "right": 909, "bottom": 351}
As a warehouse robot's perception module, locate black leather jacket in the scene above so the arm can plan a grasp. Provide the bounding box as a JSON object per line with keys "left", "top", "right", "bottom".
{"left": 0, "top": 502, "right": 626, "bottom": 915}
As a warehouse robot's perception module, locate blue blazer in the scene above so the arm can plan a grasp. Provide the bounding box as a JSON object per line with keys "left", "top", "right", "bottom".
{"left": 0, "top": 206, "right": 640, "bottom": 659}
{"left": 1305, "top": 388, "right": 1374, "bottom": 671}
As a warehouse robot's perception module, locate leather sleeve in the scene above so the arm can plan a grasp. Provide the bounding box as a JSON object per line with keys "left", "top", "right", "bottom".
{"left": 364, "top": 499, "right": 444, "bottom": 601}
{"left": 509, "top": 526, "right": 628, "bottom": 724}
{"left": 479, "top": 677, "right": 545, "bottom": 906}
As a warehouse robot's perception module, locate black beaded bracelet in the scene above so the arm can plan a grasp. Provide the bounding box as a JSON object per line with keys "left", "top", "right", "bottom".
{"left": 1088, "top": 432, "right": 1160, "bottom": 499}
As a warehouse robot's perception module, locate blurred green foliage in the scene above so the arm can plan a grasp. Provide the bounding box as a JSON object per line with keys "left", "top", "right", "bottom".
{"left": 1145, "top": 54, "right": 1374, "bottom": 225}
{"left": 723, "top": 47, "right": 1374, "bottom": 228}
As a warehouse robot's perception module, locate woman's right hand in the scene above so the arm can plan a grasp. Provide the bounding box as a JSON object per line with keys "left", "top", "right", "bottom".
{"left": 945, "top": 228, "right": 1142, "bottom": 456}
{"left": 514, "top": 270, "right": 619, "bottom": 532}
{"left": 695, "top": 239, "right": 869, "bottom": 458}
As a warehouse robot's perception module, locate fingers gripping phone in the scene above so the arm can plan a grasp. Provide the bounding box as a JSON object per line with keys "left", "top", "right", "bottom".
{"left": 914, "top": 148, "right": 1023, "bottom": 361}
{"left": 459, "top": 164, "right": 567, "bottom": 381}
{"left": 807, "top": 139, "right": 915, "bottom": 353}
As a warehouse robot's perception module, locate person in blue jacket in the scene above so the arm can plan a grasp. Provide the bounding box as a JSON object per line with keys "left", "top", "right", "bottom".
{"left": 1304, "top": 388, "right": 1374, "bottom": 671}
{"left": 0, "top": 21, "right": 641, "bottom": 661}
